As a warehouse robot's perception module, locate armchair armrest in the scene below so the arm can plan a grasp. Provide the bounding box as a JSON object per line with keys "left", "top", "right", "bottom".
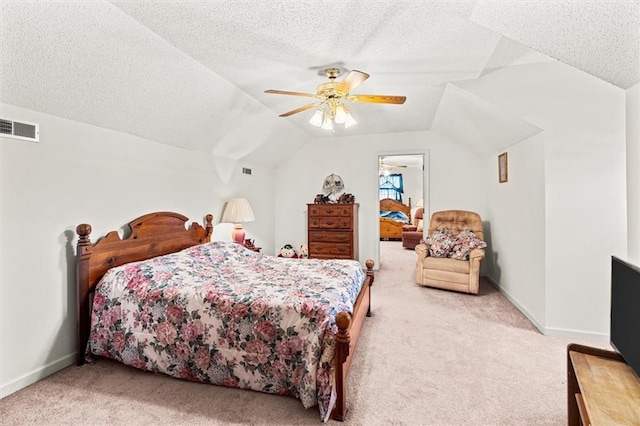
{"left": 415, "top": 243, "right": 429, "bottom": 261}
{"left": 469, "top": 248, "right": 485, "bottom": 261}
{"left": 402, "top": 224, "right": 418, "bottom": 232}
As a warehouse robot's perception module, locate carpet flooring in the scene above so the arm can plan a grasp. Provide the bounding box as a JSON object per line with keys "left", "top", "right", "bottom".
{"left": 1, "top": 242, "right": 596, "bottom": 425}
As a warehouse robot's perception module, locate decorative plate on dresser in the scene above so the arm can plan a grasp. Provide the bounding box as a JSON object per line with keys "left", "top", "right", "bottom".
{"left": 307, "top": 203, "right": 358, "bottom": 260}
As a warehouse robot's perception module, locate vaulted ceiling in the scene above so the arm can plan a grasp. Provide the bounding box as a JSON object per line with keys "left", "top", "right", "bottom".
{"left": 1, "top": 1, "right": 638, "bottom": 167}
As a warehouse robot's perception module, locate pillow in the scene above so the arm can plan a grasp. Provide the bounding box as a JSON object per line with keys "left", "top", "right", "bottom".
{"left": 426, "top": 227, "right": 455, "bottom": 258}
{"left": 416, "top": 219, "right": 423, "bottom": 232}
{"left": 449, "top": 229, "right": 487, "bottom": 260}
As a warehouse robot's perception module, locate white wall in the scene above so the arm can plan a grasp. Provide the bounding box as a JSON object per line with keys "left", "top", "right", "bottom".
{"left": 459, "top": 61, "right": 627, "bottom": 340}
{"left": 273, "top": 131, "right": 486, "bottom": 269}
{"left": 0, "top": 104, "right": 275, "bottom": 397}
{"left": 397, "top": 163, "right": 423, "bottom": 214}
{"left": 542, "top": 77, "right": 626, "bottom": 340}
{"left": 626, "top": 83, "right": 640, "bottom": 266}
{"left": 484, "top": 136, "right": 546, "bottom": 330}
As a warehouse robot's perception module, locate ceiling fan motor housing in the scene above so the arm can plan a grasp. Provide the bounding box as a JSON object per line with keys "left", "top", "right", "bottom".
{"left": 316, "top": 82, "right": 349, "bottom": 99}
{"left": 325, "top": 67, "right": 340, "bottom": 80}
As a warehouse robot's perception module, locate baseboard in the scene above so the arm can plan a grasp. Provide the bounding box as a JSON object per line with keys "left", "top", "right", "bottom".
{"left": 542, "top": 326, "right": 609, "bottom": 342}
{"left": 484, "top": 275, "right": 610, "bottom": 343}
{"left": 1, "top": 352, "right": 76, "bottom": 399}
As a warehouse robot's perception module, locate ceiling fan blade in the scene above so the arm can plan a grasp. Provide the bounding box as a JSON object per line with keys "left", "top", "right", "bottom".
{"left": 347, "top": 94, "right": 406, "bottom": 104}
{"left": 279, "top": 102, "right": 322, "bottom": 117}
{"left": 338, "top": 70, "right": 370, "bottom": 93}
{"left": 265, "top": 89, "right": 315, "bottom": 97}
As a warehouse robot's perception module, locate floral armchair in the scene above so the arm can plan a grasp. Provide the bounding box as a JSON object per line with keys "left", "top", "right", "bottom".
{"left": 414, "top": 210, "right": 486, "bottom": 294}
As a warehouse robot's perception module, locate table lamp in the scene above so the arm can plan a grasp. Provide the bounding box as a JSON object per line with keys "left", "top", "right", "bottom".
{"left": 221, "top": 197, "right": 255, "bottom": 244}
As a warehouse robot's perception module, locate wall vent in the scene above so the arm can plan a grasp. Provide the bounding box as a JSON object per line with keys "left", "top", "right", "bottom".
{"left": 0, "top": 118, "right": 40, "bottom": 142}
{"left": 242, "top": 167, "right": 252, "bottom": 175}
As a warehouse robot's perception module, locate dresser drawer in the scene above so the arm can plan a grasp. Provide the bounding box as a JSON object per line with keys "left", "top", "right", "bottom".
{"left": 309, "top": 242, "right": 352, "bottom": 257}
{"left": 309, "top": 205, "right": 353, "bottom": 217}
{"left": 308, "top": 216, "right": 352, "bottom": 230}
{"left": 309, "top": 231, "right": 351, "bottom": 243}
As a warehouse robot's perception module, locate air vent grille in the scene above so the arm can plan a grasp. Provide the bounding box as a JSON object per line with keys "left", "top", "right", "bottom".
{"left": 0, "top": 119, "right": 12, "bottom": 135}
{"left": 0, "top": 118, "right": 39, "bottom": 142}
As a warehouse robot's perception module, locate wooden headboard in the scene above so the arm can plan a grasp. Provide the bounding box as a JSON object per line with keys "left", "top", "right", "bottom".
{"left": 380, "top": 198, "right": 412, "bottom": 221}
{"left": 75, "top": 211, "right": 213, "bottom": 364}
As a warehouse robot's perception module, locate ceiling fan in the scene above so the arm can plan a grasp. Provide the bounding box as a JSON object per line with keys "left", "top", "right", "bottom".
{"left": 379, "top": 157, "right": 408, "bottom": 173}
{"left": 264, "top": 68, "right": 406, "bottom": 130}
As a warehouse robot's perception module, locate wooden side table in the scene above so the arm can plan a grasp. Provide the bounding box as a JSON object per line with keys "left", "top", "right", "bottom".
{"left": 242, "top": 241, "right": 261, "bottom": 252}
{"left": 567, "top": 343, "right": 640, "bottom": 425}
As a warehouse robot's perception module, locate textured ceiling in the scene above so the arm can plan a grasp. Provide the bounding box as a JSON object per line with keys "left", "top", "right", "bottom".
{"left": 1, "top": 1, "right": 638, "bottom": 166}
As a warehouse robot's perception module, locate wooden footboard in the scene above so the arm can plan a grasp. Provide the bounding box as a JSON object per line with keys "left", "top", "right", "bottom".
{"left": 380, "top": 198, "right": 412, "bottom": 240}
{"left": 332, "top": 259, "right": 374, "bottom": 421}
{"left": 380, "top": 217, "right": 405, "bottom": 240}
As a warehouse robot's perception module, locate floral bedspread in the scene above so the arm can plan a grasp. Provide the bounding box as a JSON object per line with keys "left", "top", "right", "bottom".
{"left": 87, "top": 241, "right": 365, "bottom": 421}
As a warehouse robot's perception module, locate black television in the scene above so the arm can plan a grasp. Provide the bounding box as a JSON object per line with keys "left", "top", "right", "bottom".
{"left": 610, "top": 256, "right": 640, "bottom": 379}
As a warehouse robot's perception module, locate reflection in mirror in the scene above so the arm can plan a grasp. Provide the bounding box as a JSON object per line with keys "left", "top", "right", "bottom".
{"left": 377, "top": 153, "right": 425, "bottom": 266}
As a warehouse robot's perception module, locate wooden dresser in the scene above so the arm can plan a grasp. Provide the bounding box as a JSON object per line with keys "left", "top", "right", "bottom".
{"left": 307, "top": 203, "right": 358, "bottom": 260}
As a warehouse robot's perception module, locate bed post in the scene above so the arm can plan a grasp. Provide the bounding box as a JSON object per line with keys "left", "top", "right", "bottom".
{"left": 333, "top": 311, "right": 352, "bottom": 421}
{"left": 204, "top": 214, "right": 214, "bottom": 241}
{"left": 75, "top": 223, "right": 93, "bottom": 366}
{"left": 365, "top": 259, "right": 374, "bottom": 317}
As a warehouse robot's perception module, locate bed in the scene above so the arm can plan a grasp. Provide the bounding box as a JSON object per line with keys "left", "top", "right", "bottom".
{"left": 379, "top": 198, "right": 412, "bottom": 240}
{"left": 75, "top": 211, "right": 374, "bottom": 422}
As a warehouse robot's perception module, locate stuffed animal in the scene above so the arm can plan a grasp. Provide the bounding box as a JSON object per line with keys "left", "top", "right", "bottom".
{"left": 278, "top": 244, "right": 298, "bottom": 258}
{"left": 314, "top": 194, "right": 330, "bottom": 204}
{"left": 299, "top": 244, "right": 309, "bottom": 259}
{"left": 338, "top": 193, "right": 356, "bottom": 204}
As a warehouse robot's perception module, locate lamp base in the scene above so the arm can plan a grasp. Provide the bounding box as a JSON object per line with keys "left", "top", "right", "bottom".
{"left": 231, "top": 224, "right": 246, "bottom": 244}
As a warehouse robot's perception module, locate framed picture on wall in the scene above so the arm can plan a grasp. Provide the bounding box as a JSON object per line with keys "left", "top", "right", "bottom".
{"left": 498, "top": 152, "right": 508, "bottom": 183}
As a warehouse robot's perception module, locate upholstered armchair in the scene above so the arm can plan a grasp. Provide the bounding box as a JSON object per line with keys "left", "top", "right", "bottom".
{"left": 401, "top": 208, "right": 424, "bottom": 249}
{"left": 414, "top": 210, "right": 485, "bottom": 294}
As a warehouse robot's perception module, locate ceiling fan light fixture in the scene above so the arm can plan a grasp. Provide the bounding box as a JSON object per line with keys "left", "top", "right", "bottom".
{"left": 309, "top": 109, "right": 324, "bottom": 127}
{"left": 321, "top": 113, "right": 334, "bottom": 131}
{"left": 265, "top": 68, "right": 404, "bottom": 131}
{"left": 334, "top": 103, "right": 348, "bottom": 124}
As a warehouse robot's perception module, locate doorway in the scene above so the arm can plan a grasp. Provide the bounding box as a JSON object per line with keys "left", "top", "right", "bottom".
{"left": 377, "top": 153, "right": 427, "bottom": 268}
